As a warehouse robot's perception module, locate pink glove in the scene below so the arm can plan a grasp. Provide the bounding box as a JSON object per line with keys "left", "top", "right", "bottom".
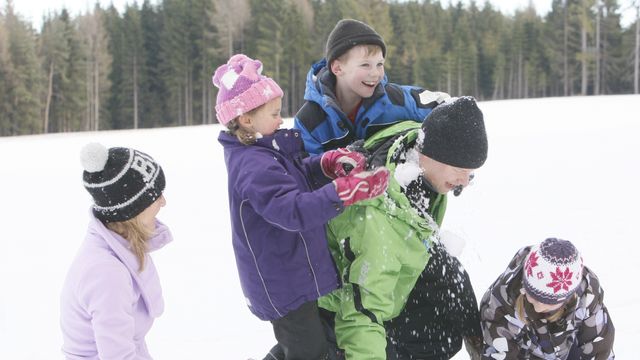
{"left": 333, "top": 167, "right": 390, "bottom": 206}
{"left": 321, "top": 148, "right": 367, "bottom": 179}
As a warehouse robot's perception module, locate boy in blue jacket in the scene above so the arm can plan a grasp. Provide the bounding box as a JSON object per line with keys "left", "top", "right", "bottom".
{"left": 294, "top": 19, "right": 450, "bottom": 155}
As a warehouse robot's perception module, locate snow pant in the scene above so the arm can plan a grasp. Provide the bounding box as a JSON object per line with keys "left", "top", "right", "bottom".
{"left": 318, "top": 308, "right": 345, "bottom": 360}
{"left": 262, "top": 300, "right": 330, "bottom": 360}
{"left": 385, "top": 243, "right": 482, "bottom": 360}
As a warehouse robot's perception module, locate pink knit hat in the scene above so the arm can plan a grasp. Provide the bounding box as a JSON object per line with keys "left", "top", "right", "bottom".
{"left": 212, "top": 54, "right": 284, "bottom": 125}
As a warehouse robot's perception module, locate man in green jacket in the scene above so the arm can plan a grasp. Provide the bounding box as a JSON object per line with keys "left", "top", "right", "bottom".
{"left": 319, "top": 96, "right": 488, "bottom": 360}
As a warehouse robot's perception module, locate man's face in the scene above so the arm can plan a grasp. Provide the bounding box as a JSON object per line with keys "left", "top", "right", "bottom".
{"left": 331, "top": 45, "right": 385, "bottom": 100}
{"left": 418, "top": 154, "right": 476, "bottom": 194}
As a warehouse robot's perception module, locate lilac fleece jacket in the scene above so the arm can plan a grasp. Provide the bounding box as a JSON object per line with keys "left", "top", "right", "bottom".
{"left": 60, "top": 214, "right": 172, "bottom": 359}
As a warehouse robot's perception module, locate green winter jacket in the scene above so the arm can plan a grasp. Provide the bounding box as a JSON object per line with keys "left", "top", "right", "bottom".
{"left": 319, "top": 121, "right": 447, "bottom": 360}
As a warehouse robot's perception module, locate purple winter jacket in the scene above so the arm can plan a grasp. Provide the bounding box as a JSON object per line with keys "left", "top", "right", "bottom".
{"left": 218, "top": 129, "right": 343, "bottom": 321}
{"left": 60, "top": 214, "right": 172, "bottom": 359}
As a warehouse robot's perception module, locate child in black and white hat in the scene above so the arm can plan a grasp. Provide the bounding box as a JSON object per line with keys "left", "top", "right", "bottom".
{"left": 60, "top": 143, "right": 173, "bottom": 359}
{"left": 480, "top": 238, "right": 615, "bottom": 359}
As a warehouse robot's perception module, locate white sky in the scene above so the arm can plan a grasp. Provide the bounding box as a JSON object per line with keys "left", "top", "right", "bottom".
{"left": 10, "top": 0, "right": 638, "bottom": 29}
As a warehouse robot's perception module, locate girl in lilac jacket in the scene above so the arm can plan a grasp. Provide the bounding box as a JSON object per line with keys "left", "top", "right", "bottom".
{"left": 213, "top": 54, "right": 389, "bottom": 360}
{"left": 60, "top": 143, "right": 172, "bottom": 359}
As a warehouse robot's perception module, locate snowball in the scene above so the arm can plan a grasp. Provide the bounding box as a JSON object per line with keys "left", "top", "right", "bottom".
{"left": 80, "top": 142, "right": 109, "bottom": 172}
{"left": 394, "top": 148, "right": 423, "bottom": 187}
{"left": 439, "top": 229, "right": 466, "bottom": 257}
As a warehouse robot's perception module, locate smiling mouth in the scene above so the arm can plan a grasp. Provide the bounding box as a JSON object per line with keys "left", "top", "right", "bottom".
{"left": 362, "top": 81, "right": 377, "bottom": 88}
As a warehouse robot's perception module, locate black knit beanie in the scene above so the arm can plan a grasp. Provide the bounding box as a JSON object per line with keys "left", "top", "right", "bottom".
{"left": 421, "top": 96, "right": 488, "bottom": 169}
{"left": 325, "top": 19, "right": 387, "bottom": 65}
{"left": 81, "top": 143, "right": 166, "bottom": 223}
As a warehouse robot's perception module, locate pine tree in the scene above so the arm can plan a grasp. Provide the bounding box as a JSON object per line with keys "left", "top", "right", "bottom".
{"left": 140, "top": 0, "right": 170, "bottom": 127}
{"left": 212, "top": 0, "right": 250, "bottom": 58}
{"left": 281, "top": 1, "right": 312, "bottom": 116}
{"left": 77, "top": 5, "right": 111, "bottom": 131}
{"left": 247, "top": 0, "right": 286, "bottom": 84}
{"left": 1, "top": 0, "right": 42, "bottom": 136}
{"left": 599, "top": 0, "right": 625, "bottom": 94}
{"left": 161, "top": 0, "right": 191, "bottom": 126}
{"left": 104, "top": 5, "right": 128, "bottom": 129}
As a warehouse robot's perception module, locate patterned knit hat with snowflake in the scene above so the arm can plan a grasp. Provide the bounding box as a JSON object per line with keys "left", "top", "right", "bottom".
{"left": 212, "top": 54, "right": 284, "bottom": 125}
{"left": 523, "top": 238, "right": 583, "bottom": 305}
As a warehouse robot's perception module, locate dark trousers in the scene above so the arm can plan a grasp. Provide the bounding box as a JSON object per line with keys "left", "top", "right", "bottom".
{"left": 386, "top": 244, "right": 482, "bottom": 360}
{"left": 262, "top": 300, "right": 330, "bottom": 360}
{"left": 566, "top": 343, "right": 581, "bottom": 360}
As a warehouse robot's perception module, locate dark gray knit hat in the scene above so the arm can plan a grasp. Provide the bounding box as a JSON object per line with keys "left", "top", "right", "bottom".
{"left": 81, "top": 143, "right": 165, "bottom": 223}
{"left": 325, "top": 19, "right": 386, "bottom": 64}
{"left": 421, "top": 96, "right": 488, "bottom": 169}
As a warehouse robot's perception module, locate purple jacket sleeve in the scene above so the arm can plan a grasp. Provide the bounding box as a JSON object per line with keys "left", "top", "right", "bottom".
{"left": 235, "top": 155, "right": 344, "bottom": 232}
{"left": 301, "top": 153, "right": 333, "bottom": 189}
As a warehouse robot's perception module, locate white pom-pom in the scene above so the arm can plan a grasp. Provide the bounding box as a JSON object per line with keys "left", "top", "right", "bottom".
{"left": 80, "top": 142, "right": 109, "bottom": 172}
{"left": 439, "top": 230, "right": 466, "bottom": 257}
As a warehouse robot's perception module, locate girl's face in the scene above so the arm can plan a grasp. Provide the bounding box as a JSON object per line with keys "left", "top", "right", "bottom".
{"left": 418, "top": 154, "right": 475, "bottom": 194}
{"left": 243, "top": 97, "right": 283, "bottom": 136}
{"left": 525, "top": 292, "right": 564, "bottom": 313}
{"left": 137, "top": 195, "right": 166, "bottom": 232}
{"left": 332, "top": 45, "right": 385, "bottom": 99}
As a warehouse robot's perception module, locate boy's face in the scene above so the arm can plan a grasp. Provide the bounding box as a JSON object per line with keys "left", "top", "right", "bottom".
{"left": 331, "top": 45, "right": 385, "bottom": 100}
{"left": 418, "top": 154, "right": 476, "bottom": 195}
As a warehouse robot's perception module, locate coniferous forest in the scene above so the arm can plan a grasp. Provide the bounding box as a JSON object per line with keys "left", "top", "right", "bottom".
{"left": 1, "top": 0, "right": 639, "bottom": 136}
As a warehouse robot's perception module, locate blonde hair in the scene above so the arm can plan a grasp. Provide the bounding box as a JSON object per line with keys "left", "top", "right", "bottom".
{"left": 515, "top": 293, "right": 573, "bottom": 325}
{"left": 335, "top": 44, "right": 384, "bottom": 63}
{"left": 225, "top": 105, "right": 264, "bottom": 145}
{"left": 106, "top": 216, "right": 153, "bottom": 272}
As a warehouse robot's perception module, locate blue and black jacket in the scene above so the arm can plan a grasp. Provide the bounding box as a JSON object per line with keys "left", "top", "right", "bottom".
{"left": 293, "top": 59, "right": 439, "bottom": 155}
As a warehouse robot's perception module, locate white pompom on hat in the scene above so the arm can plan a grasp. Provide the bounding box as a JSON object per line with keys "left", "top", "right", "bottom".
{"left": 523, "top": 238, "right": 583, "bottom": 305}
{"left": 80, "top": 142, "right": 109, "bottom": 172}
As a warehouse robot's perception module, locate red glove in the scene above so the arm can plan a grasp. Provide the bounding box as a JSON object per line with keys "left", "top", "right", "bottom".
{"left": 333, "top": 167, "right": 390, "bottom": 206}
{"left": 321, "top": 148, "right": 367, "bottom": 179}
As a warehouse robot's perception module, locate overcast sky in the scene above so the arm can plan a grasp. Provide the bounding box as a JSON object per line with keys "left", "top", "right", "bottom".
{"left": 10, "top": 0, "right": 637, "bottom": 29}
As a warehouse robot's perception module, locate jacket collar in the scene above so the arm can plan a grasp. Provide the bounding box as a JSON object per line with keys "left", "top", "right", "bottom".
{"left": 89, "top": 214, "right": 171, "bottom": 317}
{"left": 220, "top": 128, "right": 306, "bottom": 158}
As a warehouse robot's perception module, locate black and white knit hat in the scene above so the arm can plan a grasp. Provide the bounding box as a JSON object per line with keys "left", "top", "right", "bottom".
{"left": 523, "top": 238, "right": 583, "bottom": 305}
{"left": 325, "top": 19, "right": 387, "bottom": 64}
{"left": 81, "top": 143, "right": 165, "bottom": 223}
{"left": 420, "top": 96, "right": 488, "bottom": 169}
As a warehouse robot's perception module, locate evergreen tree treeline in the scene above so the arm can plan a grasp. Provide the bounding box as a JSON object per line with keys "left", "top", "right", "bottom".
{"left": 0, "top": 0, "right": 639, "bottom": 136}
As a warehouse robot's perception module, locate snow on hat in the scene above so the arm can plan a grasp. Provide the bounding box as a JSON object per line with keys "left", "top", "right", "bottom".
{"left": 523, "top": 238, "right": 584, "bottom": 305}
{"left": 81, "top": 143, "right": 165, "bottom": 223}
{"left": 420, "top": 96, "right": 488, "bottom": 169}
{"left": 325, "top": 19, "right": 387, "bottom": 65}
{"left": 212, "top": 54, "right": 284, "bottom": 125}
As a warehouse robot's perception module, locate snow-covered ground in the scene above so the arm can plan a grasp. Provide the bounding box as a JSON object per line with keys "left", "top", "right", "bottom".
{"left": 1, "top": 95, "right": 637, "bottom": 359}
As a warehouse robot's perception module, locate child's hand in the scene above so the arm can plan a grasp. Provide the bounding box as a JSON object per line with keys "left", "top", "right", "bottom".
{"left": 321, "top": 148, "right": 367, "bottom": 179}
{"left": 333, "top": 167, "right": 390, "bottom": 206}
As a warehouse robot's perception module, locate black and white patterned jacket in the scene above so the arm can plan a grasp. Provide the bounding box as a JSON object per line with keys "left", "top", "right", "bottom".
{"left": 479, "top": 246, "right": 615, "bottom": 359}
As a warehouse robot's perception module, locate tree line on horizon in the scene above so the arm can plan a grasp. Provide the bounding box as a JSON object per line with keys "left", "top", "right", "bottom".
{"left": 0, "top": 0, "right": 639, "bottom": 137}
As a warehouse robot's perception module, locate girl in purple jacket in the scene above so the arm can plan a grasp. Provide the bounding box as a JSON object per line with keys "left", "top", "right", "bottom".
{"left": 214, "top": 54, "right": 389, "bottom": 360}
{"left": 60, "top": 143, "right": 172, "bottom": 359}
